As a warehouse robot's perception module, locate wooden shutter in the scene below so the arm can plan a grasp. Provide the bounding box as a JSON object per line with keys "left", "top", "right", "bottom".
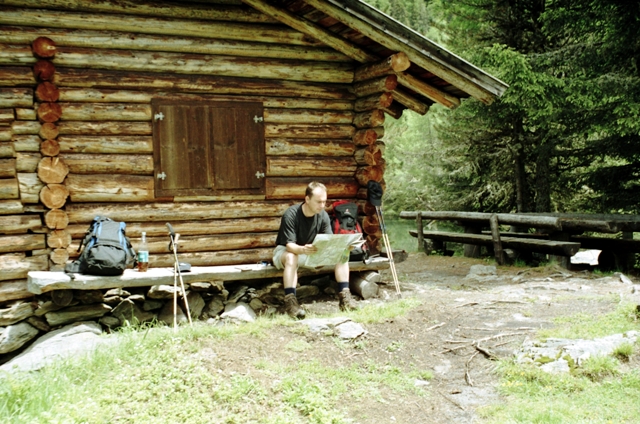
{"left": 152, "top": 100, "right": 265, "bottom": 197}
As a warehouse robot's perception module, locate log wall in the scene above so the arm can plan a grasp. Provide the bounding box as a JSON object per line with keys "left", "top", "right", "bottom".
{"left": 0, "top": 0, "right": 393, "bottom": 302}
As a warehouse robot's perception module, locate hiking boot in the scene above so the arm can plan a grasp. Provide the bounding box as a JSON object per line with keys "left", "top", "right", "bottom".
{"left": 284, "top": 293, "right": 306, "bottom": 319}
{"left": 338, "top": 289, "right": 357, "bottom": 311}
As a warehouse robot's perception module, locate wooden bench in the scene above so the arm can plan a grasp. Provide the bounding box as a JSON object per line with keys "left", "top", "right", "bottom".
{"left": 27, "top": 257, "right": 391, "bottom": 295}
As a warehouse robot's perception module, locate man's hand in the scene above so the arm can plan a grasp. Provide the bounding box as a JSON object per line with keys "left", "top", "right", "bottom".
{"left": 300, "top": 244, "right": 318, "bottom": 254}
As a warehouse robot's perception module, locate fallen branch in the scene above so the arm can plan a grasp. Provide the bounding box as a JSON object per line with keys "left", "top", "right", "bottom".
{"left": 437, "top": 391, "right": 466, "bottom": 411}
{"left": 425, "top": 322, "right": 446, "bottom": 331}
{"left": 464, "top": 351, "right": 479, "bottom": 386}
{"left": 474, "top": 344, "right": 498, "bottom": 360}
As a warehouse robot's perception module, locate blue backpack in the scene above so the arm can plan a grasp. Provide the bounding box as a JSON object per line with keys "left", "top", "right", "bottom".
{"left": 65, "top": 216, "right": 136, "bottom": 276}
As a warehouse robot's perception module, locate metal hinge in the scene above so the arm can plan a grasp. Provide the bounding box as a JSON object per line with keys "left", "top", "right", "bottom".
{"left": 154, "top": 112, "right": 164, "bottom": 121}
{"left": 253, "top": 115, "right": 263, "bottom": 123}
{"left": 157, "top": 172, "right": 167, "bottom": 180}
{"left": 255, "top": 171, "right": 265, "bottom": 179}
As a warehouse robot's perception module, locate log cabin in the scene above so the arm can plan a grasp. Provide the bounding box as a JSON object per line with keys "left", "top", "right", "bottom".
{"left": 0, "top": 0, "right": 508, "bottom": 303}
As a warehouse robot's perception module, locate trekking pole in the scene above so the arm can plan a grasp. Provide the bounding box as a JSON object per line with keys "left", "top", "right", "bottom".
{"left": 167, "top": 223, "right": 192, "bottom": 327}
{"left": 376, "top": 206, "right": 402, "bottom": 298}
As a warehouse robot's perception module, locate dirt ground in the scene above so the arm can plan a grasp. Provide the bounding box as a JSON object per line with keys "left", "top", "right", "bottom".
{"left": 204, "top": 253, "right": 640, "bottom": 423}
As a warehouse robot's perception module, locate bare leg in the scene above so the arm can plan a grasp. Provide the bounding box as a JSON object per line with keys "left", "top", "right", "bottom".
{"left": 334, "top": 261, "right": 349, "bottom": 283}
{"left": 282, "top": 251, "right": 299, "bottom": 289}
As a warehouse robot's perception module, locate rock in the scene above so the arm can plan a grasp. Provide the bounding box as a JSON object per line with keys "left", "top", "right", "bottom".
{"left": 111, "top": 299, "right": 155, "bottom": 325}
{"left": 45, "top": 303, "right": 112, "bottom": 327}
{"left": 143, "top": 299, "right": 164, "bottom": 311}
{"left": 299, "top": 317, "right": 351, "bottom": 333}
{"left": 467, "top": 265, "right": 497, "bottom": 276}
{"left": 74, "top": 290, "right": 104, "bottom": 304}
{"left": 185, "top": 292, "right": 205, "bottom": 319}
{"left": 158, "top": 301, "right": 188, "bottom": 326}
{"left": 0, "top": 322, "right": 39, "bottom": 354}
{"left": 190, "top": 281, "right": 225, "bottom": 293}
{"left": 540, "top": 358, "right": 571, "bottom": 374}
{"left": 103, "top": 295, "right": 123, "bottom": 306}
{"left": 128, "top": 294, "right": 146, "bottom": 302}
{"left": 615, "top": 273, "right": 634, "bottom": 285}
{"left": 571, "top": 250, "right": 601, "bottom": 266}
{"left": 0, "top": 321, "right": 115, "bottom": 373}
{"left": 632, "top": 285, "right": 640, "bottom": 294}
{"left": 249, "top": 298, "right": 264, "bottom": 312}
{"left": 227, "top": 285, "right": 249, "bottom": 304}
{"left": 34, "top": 300, "right": 69, "bottom": 317}
{"left": 51, "top": 289, "right": 74, "bottom": 307}
{"left": 99, "top": 316, "right": 121, "bottom": 329}
{"left": 202, "top": 296, "right": 225, "bottom": 318}
{"left": 220, "top": 302, "right": 256, "bottom": 323}
{"left": 334, "top": 320, "right": 366, "bottom": 340}
{"left": 147, "top": 284, "right": 183, "bottom": 299}
{"left": 297, "top": 285, "right": 320, "bottom": 299}
{"left": 0, "top": 301, "right": 36, "bottom": 326}
{"left": 26, "top": 315, "right": 50, "bottom": 332}
{"left": 105, "top": 288, "right": 130, "bottom": 297}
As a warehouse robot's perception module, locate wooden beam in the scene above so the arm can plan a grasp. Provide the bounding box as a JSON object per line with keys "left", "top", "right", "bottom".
{"left": 304, "top": 0, "right": 501, "bottom": 103}
{"left": 391, "top": 88, "right": 430, "bottom": 115}
{"left": 241, "top": 0, "right": 376, "bottom": 63}
{"left": 354, "top": 52, "right": 410, "bottom": 82}
{"left": 396, "top": 72, "right": 460, "bottom": 109}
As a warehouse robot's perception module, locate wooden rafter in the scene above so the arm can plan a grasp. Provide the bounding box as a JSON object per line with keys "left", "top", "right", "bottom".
{"left": 396, "top": 72, "right": 460, "bottom": 109}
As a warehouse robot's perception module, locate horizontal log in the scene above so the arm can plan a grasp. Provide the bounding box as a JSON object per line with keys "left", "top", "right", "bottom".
{"left": 32, "top": 36, "right": 56, "bottom": 58}
{"left": 0, "top": 25, "right": 350, "bottom": 62}
{"left": 355, "top": 165, "right": 384, "bottom": 186}
{"left": 66, "top": 174, "right": 154, "bottom": 203}
{"left": 0, "top": 130, "right": 13, "bottom": 144}
{"left": 266, "top": 157, "right": 357, "bottom": 177}
{"left": 392, "top": 88, "right": 430, "bottom": 115}
{"left": 0, "top": 177, "right": 19, "bottom": 199}
{"left": 59, "top": 103, "right": 150, "bottom": 121}
{"left": 15, "top": 153, "right": 40, "bottom": 173}
{"left": 58, "top": 121, "right": 152, "bottom": 135}
{"left": 265, "top": 138, "right": 355, "bottom": 157}
{"left": 0, "top": 7, "right": 317, "bottom": 46}
{"left": 396, "top": 72, "right": 461, "bottom": 109}
{"left": 570, "top": 235, "right": 640, "bottom": 252}
{"left": 0, "top": 234, "right": 46, "bottom": 253}
{"left": 47, "top": 229, "right": 71, "bottom": 249}
{"left": 409, "top": 230, "right": 580, "bottom": 256}
{"left": 1, "top": 254, "right": 48, "bottom": 282}
{"left": 50, "top": 248, "right": 69, "bottom": 265}
{"left": 0, "top": 279, "right": 32, "bottom": 302}
{"left": 17, "top": 173, "right": 44, "bottom": 204}
{"left": 37, "top": 156, "right": 69, "bottom": 184}
{"left": 353, "top": 110, "right": 384, "bottom": 128}
{"left": 0, "top": 88, "right": 33, "bottom": 108}
{"left": 48, "top": 46, "right": 353, "bottom": 83}
{"left": 15, "top": 108, "right": 36, "bottom": 120}
{"left": 57, "top": 136, "right": 152, "bottom": 154}
{"left": 0, "top": 66, "right": 35, "bottom": 86}
{"left": 37, "top": 102, "right": 62, "bottom": 123}
{"left": 40, "top": 139, "right": 60, "bottom": 157}
{"left": 265, "top": 124, "right": 355, "bottom": 139}
{"left": 0, "top": 199, "right": 23, "bottom": 215}
{"left": 13, "top": 135, "right": 40, "bottom": 152}
{"left": 354, "top": 92, "right": 393, "bottom": 112}
{"left": 380, "top": 102, "right": 405, "bottom": 120}
{"left": 354, "top": 52, "right": 411, "bottom": 82}
{"left": 34, "top": 60, "right": 55, "bottom": 81}
{"left": 12, "top": 121, "right": 40, "bottom": 136}
{"left": 39, "top": 122, "right": 58, "bottom": 139}
{"left": 0, "top": 108, "right": 14, "bottom": 122}
{"left": 264, "top": 109, "right": 353, "bottom": 124}
{"left": 59, "top": 153, "right": 154, "bottom": 175}
{"left": 2, "top": 0, "right": 278, "bottom": 23}
{"left": 265, "top": 177, "right": 358, "bottom": 200}
{"left": 44, "top": 208, "right": 69, "bottom": 230}
{"left": 39, "top": 182, "right": 69, "bottom": 209}
{"left": 355, "top": 144, "right": 384, "bottom": 166}
{"left": 36, "top": 81, "right": 59, "bottom": 102}
{"left": 0, "top": 214, "right": 43, "bottom": 234}
{"left": 0, "top": 158, "right": 16, "bottom": 177}
{"left": 27, "top": 256, "right": 391, "bottom": 294}
{"left": 66, "top": 217, "right": 282, "bottom": 238}
{"left": 353, "top": 75, "right": 398, "bottom": 97}
{"left": 399, "top": 211, "right": 563, "bottom": 230}
{"left": 353, "top": 129, "right": 377, "bottom": 146}
{"left": 53, "top": 68, "right": 354, "bottom": 100}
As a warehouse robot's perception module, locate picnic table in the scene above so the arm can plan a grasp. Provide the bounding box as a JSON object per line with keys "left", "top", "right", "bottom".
{"left": 399, "top": 211, "right": 640, "bottom": 270}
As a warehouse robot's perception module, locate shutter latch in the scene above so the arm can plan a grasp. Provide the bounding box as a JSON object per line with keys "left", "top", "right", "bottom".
{"left": 253, "top": 115, "right": 263, "bottom": 123}
{"left": 157, "top": 172, "right": 167, "bottom": 180}
{"left": 255, "top": 171, "right": 265, "bottom": 179}
{"left": 154, "top": 112, "right": 164, "bottom": 121}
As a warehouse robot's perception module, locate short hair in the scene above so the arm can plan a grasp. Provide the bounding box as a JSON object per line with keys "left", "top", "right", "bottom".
{"left": 305, "top": 181, "right": 327, "bottom": 198}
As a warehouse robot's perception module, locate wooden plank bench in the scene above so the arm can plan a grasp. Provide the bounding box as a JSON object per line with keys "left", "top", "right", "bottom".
{"left": 409, "top": 230, "right": 580, "bottom": 257}
{"left": 27, "top": 257, "right": 391, "bottom": 295}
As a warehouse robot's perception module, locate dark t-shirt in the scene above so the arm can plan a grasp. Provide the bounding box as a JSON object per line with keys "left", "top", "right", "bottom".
{"left": 275, "top": 203, "right": 332, "bottom": 246}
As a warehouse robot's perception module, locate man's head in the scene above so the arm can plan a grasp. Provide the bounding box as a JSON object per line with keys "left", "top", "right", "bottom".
{"left": 304, "top": 181, "right": 327, "bottom": 215}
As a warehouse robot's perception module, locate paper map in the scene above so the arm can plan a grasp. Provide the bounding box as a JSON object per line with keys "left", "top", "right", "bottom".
{"left": 300, "top": 234, "right": 366, "bottom": 268}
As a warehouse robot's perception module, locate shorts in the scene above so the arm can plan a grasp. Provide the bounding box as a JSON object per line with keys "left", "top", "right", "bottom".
{"left": 272, "top": 245, "right": 309, "bottom": 270}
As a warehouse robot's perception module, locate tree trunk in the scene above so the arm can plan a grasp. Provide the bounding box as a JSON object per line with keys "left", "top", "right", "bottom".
{"left": 36, "top": 82, "right": 60, "bottom": 102}
{"left": 0, "top": 234, "right": 46, "bottom": 253}
{"left": 40, "top": 139, "right": 61, "bottom": 157}
{"left": 353, "top": 75, "right": 398, "bottom": 97}
{"left": 265, "top": 177, "right": 358, "bottom": 200}
{"left": 47, "top": 229, "right": 72, "bottom": 249}
{"left": 354, "top": 92, "right": 393, "bottom": 112}
{"left": 265, "top": 138, "right": 354, "bottom": 157}
{"left": 33, "top": 60, "right": 55, "bottom": 81}
{"left": 266, "top": 157, "right": 357, "bottom": 177}
{"left": 57, "top": 135, "right": 152, "bottom": 154}
{"left": 39, "top": 183, "right": 70, "bottom": 209}
{"left": 535, "top": 142, "right": 552, "bottom": 212}
{"left": 59, "top": 153, "right": 154, "bottom": 175}
{"left": 265, "top": 124, "right": 354, "bottom": 139}
{"left": 354, "top": 52, "right": 411, "bottom": 82}
{"left": 52, "top": 68, "right": 353, "bottom": 100}
{"left": 66, "top": 200, "right": 295, "bottom": 224}
{"left": 44, "top": 208, "right": 69, "bottom": 230}
{"left": 353, "top": 110, "right": 384, "bottom": 128}
{"left": 66, "top": 174, "right": 154, "bottom": 203}
{"left": 31, "top": 36, "right": 57, "bottom": 58}
{"left": 37, "top": 157, "right": 69, "bottom": 184}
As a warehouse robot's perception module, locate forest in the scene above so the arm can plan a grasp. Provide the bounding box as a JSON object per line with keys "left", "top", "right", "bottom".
{"left": 368, "top": 0, "right": 640, "bottom": 216}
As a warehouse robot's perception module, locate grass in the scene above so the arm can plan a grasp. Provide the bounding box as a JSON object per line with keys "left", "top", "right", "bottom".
{"left": 381, "top": 218, "right": 420, "bottom": 253}
{"left": 480, "top": 302, "right": 640, "bottom": 423}
{"left": 0, "top": 299, "right": 425, "bottom": 424}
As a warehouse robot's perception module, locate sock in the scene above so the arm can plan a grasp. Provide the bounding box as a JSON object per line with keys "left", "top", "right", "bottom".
{"left": 285, "top": 287, "right": 296, "bottom": 296}
{"left": 338, "top": 282, "right": 349, "bottom": 292}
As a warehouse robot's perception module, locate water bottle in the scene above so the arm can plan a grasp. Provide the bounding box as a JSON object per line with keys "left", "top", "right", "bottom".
{"left": 137, "top": 231, "right": 149, "bottom": 272}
